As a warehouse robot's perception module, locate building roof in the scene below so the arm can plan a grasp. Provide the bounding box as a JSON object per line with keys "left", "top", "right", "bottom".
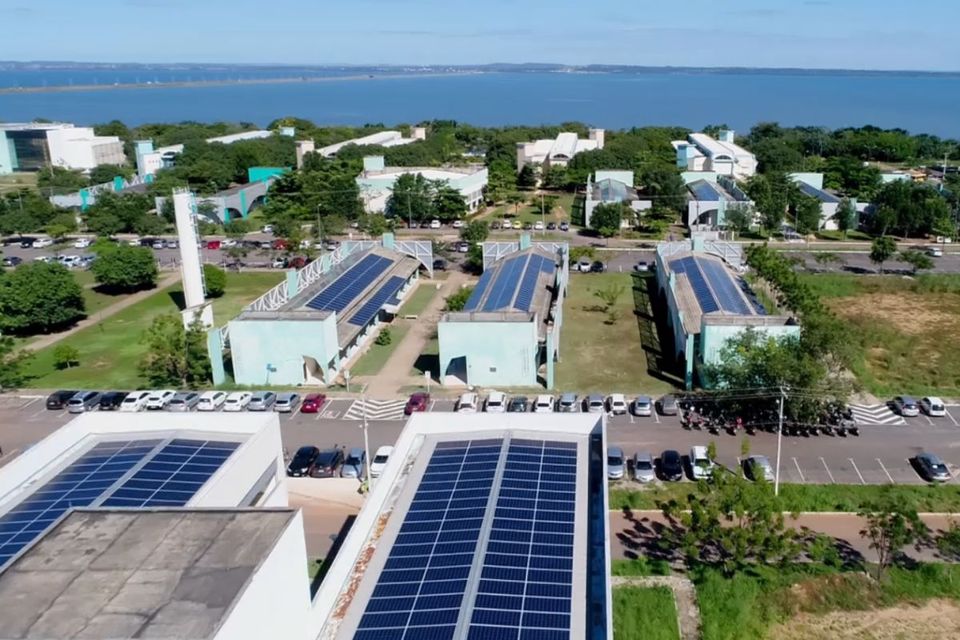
{"left": 591, "top": 177, "right": 635, "bottom": 202}
{"left": 0, "top": 508, "right": 295, "bottom": 640}
{"left": 206, "top": 130, "right": 271, "bottom": 145}
{"left": 314, "top": 413, "right": 609, "bottom": 640}
{"left": 522, "top": 133, "right": 601, "bottom": 164}
{"left": 318, "top": 131, "right": 414, "bottom": 156}
{"left": 665, "top": 252, "right": 766, "bottom": 333}
{"left": 796, "top": 181, "right": 841, "bottom": 204}
{"left": 687, "top": 179, "right": 735, "bottom": 202}
{"left": 0, "top": 122, "right": 74, "bottom": 132}
{"left": 688, "top": 133, "right": 753, "bottom": 161}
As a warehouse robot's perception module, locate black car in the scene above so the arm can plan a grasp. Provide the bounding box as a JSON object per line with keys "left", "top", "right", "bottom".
{"left": 546, "top": 222, "right": 557, "bottom": 230}
{"left": 313, "top": 447, "right": 346, "bottom": 477}
{"left": 590, "top": 261, "right": 606, "bottom": 273}
{"left": 19, "top": 237, "right": 36, "bottom": 248}
{"left": 433, "top": 259, "right": 447, "bottom": 272}
{"left": 46, "top": 389, "right": 79, "bottom": 410}
{"left": 287, "top": 446, "right": 321, "bottom": 477}
{"left": 2, "top": 256, "right": 22, "bottom": 267}
{"left": 98, "top": 391, "right": 128, "bottom": 411}
{"left": 507, "top": 396, "right": 530, "bottom": 412}
{"left": 659, "top": 450, "right": 684, "bottom": 481}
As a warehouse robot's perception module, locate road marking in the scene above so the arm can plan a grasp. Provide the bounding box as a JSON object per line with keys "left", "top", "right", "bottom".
{"left": 287, "top": 412, "right": 298, "bottom": 422}
{"left": 318, "top": 401, "right": 337, "bottom": 419}
{"left": 923, "top": 414, "right": 934, "bottom": 426}
{"left": 629, "top": 413, "right": 635, "bottom": 425}
{"left": 428, "top": 400, "right": 436, "bottom": 412}
{"left": 21, "top": 397, "right": 40, "bottom": 409}
{"left": 793, "top": 457, "right": 806, "bottom": 483}
{"left": 876, "top": 458, "right": 894, "bottom": 484}
{"left": 946, "top": 409, "right": 959, "bottom": 427}
{"left": 30, "top": 407, "right": 47, "bottom": 418}
{"left": 849, "top": 458, "right": 866, "bottom": 485}
{"left": 820, "top": 457, "right": 835, "bottom": 483}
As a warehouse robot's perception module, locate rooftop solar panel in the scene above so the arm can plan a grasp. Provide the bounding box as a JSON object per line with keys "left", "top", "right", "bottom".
{"left": 514, "top": 255, "right": 544, "bottom": 312}
{"left": 797, "top": 181, "right": 841, "bottom": 204}
{"left": 670, "top": 257, "right": 720, "bottom": 314}
{"left": 304, "top": 254, "right": 392, "bottom": 313}
{"left": 463, "top": 270, "right": 495, "bottom": 312}
{"left": 689, "top": 180, "right": 725, "bottom": 202}
{"left": 348, "top": 275, "right": 407, "bottom": 327}
{"left": 698, "top": 258, "right": 752, "bottom": 315}
{"left": 482, "top": 255, "right": 528, "bottom": 312}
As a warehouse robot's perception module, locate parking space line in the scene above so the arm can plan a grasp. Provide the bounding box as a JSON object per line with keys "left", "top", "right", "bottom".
{"left": 629, "top": 413, "right": 635, "bottom": 425}
{"left": 287, "top": 412, "right": 298, "bottom": 422}
{"left": 30, "top": 407, "right": 47, "bottom": 418}
{"left": 652, "top": 411, "right": 660, "bottom": 424}
{"left": 428, "top": 400, "right": 436, "bottom": 412}
{"left": 923, "top": 414, "right": 934, "bottom": 426}
{"left": 793, "top": 457, "right": 805, "bottom": 483}
{"left": 849, "top": 458, "right": 866, "bottom": 484}
{"left": 21, "top": 397, "right": 40, "bottom": 409}
{"left": 820, "top": 457, "right": 835, "bottom": 483}
{"left": 876, "top": 458, "right": 894, "bottom": 484}
{"left": 946, "top": 409, "right": 960, "bottom": 427}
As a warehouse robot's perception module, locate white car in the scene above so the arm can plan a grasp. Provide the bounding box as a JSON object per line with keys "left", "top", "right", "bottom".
{"left": 59, "top": 255, "right": 82, "bottom": 268}
{"left": 921, "top": 396, "right": 947, "bottom": 417}
{"left": 73, "top": 238, "right": 91, "bottom": 249}
{"left": 484, "top": 391, "right": 507, "bottom": 413}
{"left": 119, "top": 390, "right": 151, "bottom": 412}
{"left": 262, "top": 225, "right": 274, "bottom": 234}
{"left": 127, "top": 237, "right": 140, "bottom": 246}
{"left": 222, "top": 239, "right": 237, "bottom": 248}
{"left": 457, "top": 392, "right": 478, "bottom": 413}
{"left": 197, "top": 390, "right": 227, "bottom": 411}
{"left": 32, "top": 237, "right": 53, "bottom": 249}
{"left": 607, "top": 394, "right": 628, "bottom": 415}
{"left": 429, "top": 220, "right": 441, "bottom": 229}
{"left": 691, "top": 445, "right": 716, "bottom": 481}
{"left": 534, "top": 395, "right": 555, "bottom": 413}
{"left": 145, "top": 390, "right": 175, "bottom": 410}
{"left": 452, "top": 220, "right": 464, "bottom": 229}
{"left": 299, "top": 239, "right": 313, "bottom": 249}
{"left": 370, "top": 446, "right": 394, "bottom": 478}
{"left": 223, "top": 391, "right": 253, "bottom": 412}
{"left": 534, "top": 221, "right": 545, "bottom": 231}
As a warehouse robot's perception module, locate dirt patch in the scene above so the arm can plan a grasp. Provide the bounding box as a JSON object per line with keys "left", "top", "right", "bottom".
{"left": 769, "top": 598, "right": 960, "bottom": 640}
{"left": 827, "top": 292, "right": 959, "bottom": 336}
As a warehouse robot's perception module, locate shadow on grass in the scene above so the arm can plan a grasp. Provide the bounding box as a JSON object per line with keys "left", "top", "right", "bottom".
{"left": 310, "top": 515, "right": 356, "bottom": 598}
{"left": 413, "top": 353, "right": 440, "bottom": 380}
{"left": 631, "top": 273, "right": 683, "bottom": 387}
{"left": 167, "top": 290, "right": 186, "bottom": 311}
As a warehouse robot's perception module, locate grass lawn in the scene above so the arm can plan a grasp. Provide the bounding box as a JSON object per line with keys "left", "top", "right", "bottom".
{"left": 799, "top": 273, "right": 960, "bottom": 397}
{"left": 399, "top": 282, "right": 438, "bottom": 317}
{"left": 613, "top": 587, "right": 680, "bottom": 640}
{"left": 0, "top": 172, "right": 37, "bottom": 194}
{"left": 813, "top": 229, "right": 873, "bottom": 241}
{"left": 555, "top": 273, "right": 675, "bottom": 395}
{"left": 350, "top": 322, "right": 411, "bottom": 377}
{"left": 22, "top": 272, "right": 282, "bottom": 389}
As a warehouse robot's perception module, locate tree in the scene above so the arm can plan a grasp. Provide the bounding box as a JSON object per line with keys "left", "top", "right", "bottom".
{"left": 0, "top": 336, "right": 33, "bottom": 391}
{"left": 224, "top": 218, "right": 251, "bottom": 238}
{"left": 374, "top": 328, "right": 393, "bottom": 346}
{"left": 0, "top": 262, "right": 86, "bottom": 335}
{"left": 460, "top": 220, "right": 489, "bottom": 244}
{"left": 37, "top": 167, "right": 88, "bottom": 193}
{"left": 433, "top": 185, "right": 468, "bottom": 222}
{"left": 869, "top": 236, "right": 897, "bottom": 274}
{"left": 792, "top": 194, "right": 823, "bottom": 235}
{"left": 517, "top": 164, "right": 537, "bottom": 189}
{"left": 203, "top": 264, "right": 227, "bottom": 298}
{"left": 898, "top": 248, "right": 934, "bottom": 274}
{"left": 184, "top": 314, "right": 212, "bottom": 387}
{"left": 569, "top": 246, "right": 596, "bottom": 263}
{"left": 723, "top": 204, "right": 754, "bottom": 235}
{"left": 505, "top": 192, "right": 526, "bottom": 217}
{"left": 936, "top": 520, "right": 960, "bottom": 561}
{"left": 89, "top": 164, "right": 134, "bottom": 185}
{"left": 834, "top": 198, "right": 857, "bottom": 238}
{"left": 84, "top": 191, "right": 153, "bottom": 236}
{"left": 590, "top": 202, "right": 627, "bottom": 238}
{"left": 745, "top": 173, "right": 795, "bottom": 233}
{"left": 90, "top": 243, "right": 158, "bottom": 292}
{"left": 385, "top": 173, "right": 435, "bottom": 223}
{"left": 53, "top": 344, "right": 80, "bottom": 370}
{"left": 139, "top": 313, "right": 210, "bottom": 388}
{"left": 859, "top": 495, "right": 929, "bottom": 579}
{"left": 445, "top": 286, "right": 474, "bottom": 312}
{"left": 866, "top": 180, "right": 952, "bottom": 238}
{"left": 593, "top": 282, "right": 626, "bottom": 312}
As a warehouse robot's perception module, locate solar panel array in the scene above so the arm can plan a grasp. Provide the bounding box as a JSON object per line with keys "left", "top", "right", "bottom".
{"left": 348, "top": 275, "right": 407, "bottom": 327}
{"left": 688, "top": 180, "right": 726, "bottom": 202}
{"left": 100, "top": 439, "right": 240, "bottom": 508}
{"left": 698, "top": 258, "right": 753, "bottom": 315}
{"left": 463, "top": 254, "right": 557, "bottom": 314}
{"left": 463, "top": 270, "right": 496, "bottom": 312}
{"left": 669, "top": 257, "right": 719, "bottom": 313}
{"left": 0, "top": 439, "right": 161, "bottom": 567}
{"left": 304, "top": 254, "right": 392, "bottom": 312}
{"left": 797, "top": 181, "right": 840, "bottom": 204}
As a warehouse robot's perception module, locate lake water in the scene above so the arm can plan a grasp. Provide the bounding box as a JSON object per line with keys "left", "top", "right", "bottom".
{"left": 1, "top": 70, "right": 959, "bottom": 137}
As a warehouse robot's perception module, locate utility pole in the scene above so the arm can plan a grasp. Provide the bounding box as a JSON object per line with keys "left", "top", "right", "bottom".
{"left": 361, "top": 393, "right": 372, "bottom": 489}
{"left": 774, "top": 386, "right": 786, "bottom": 496}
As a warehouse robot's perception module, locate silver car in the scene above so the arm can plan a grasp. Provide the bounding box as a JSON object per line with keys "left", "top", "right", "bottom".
{"left": 632, "top": 396, "right": 653, "bottom": 417}
{"left": 745, "top": 455, "right": 775, "bottom": 482}
{"left": 633, "top": 452, "right": 656, "bottom": 483}
{"left": 274, "top": 393, "right": 301, "bottom": 413}
{"left": 341, "top": 448, "right": 366, "bottom": 479}
{"left": 247, "top": 391, "right": 277, "bottom": 411}
{"left": 166, "top": 392, "right": 200, "bottom": 412}
{"left": 607, "top": 447, "right": 626, "bottom": 481}
{"left": 557, "top": 393, "right": 579, "bottom": 413}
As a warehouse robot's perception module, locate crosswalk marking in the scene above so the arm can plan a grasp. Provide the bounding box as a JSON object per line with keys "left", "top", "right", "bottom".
{"left": 343, "top": 399, "right": 407, "bottom": 421}
{"left": 848, "top": 403, "right": 905, "bottom": 426}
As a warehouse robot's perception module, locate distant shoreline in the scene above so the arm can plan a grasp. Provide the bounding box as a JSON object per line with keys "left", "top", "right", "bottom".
{"left": 0, "top": 70, "right": 484, "bottom": 95}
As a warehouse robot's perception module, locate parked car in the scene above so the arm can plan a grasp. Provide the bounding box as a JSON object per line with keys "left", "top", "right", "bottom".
{"left": 921, "top": 396, "right": 946, "bottom": 417}
{"left": 927, "top": 245, "right": 944, "bottom": 257}
{"left": 300, "top": 393, "right": 327, "bottom": 413}
{"left": 690, "top": 446, "right": 716, "bottom": 481}
{"left": 533, "top": 221, "right": 545, "bottom": 231}
{"left": 272, "top": 239, "right": 288, "bottom": 251}
{"left": 485, "top": 391, "right": 507, "bottom": 413}
{"left": 508, "top": 396, "right": 530, "bottom": 412}
{"left": 19, "top": 237, "right": 36, "bottom": 248}
{"left": 271, "top": 257, "right": 286, "bottom": 268}
{"left": 576, "top": 258, "right": 591, "bottom": 272}
{"left": 46, "top": 389, "right": 78, "bottom": 410}
{"left": 557, "top": 393, "right": 579, "bottom": 413}
{"left": 152, "top": 239, "right": 165, "bottom": 249}
{"left": 223, "top": 391, "right": 253, "bottom": 412}
{"left": 429, "top": 220, "right": 441, "bottom": 229}
{"left": 607, "top": 394, "right": 628, "bottom": 415}
{"left": 197, "top": 391, "right": 227, "bottom": 411}
{"left": 657, "top": 395, "right": 678, "bottom": 416}
{"left": 274, "top": 393, "right": 301, "bottom": 413}
{"left": 633, "top": 261, "right": 650, "bottom": 272}
{"left": 633, "top": 452, "right": 656, "bottom": 483}
{"left": 432, "top": 259, "right": 447, "bottom": 272}
{"left": 533, "top": 394, "right": 554, "bottom": 413}
{"left": 456, "top": 241, "right": 471, "bottom": 253}
{"left": 341, "top": 448, "right": 366, "bottom": 479}
{"left": 916, "top": 452, "right": 951, "bottom": 482}
{"left": 119, "top": 390, "right": 151, "bottom": 412}
{"left": 165, "top": 239, "right": 179, "bottom": 249}
{"left": 546, "top": 222, "right": 557, "bottom": 230}
{"left": 370, "top": 446, "right": 394, "bottom": 478}
{"left": 892, "top": 395, "right": 920, "bottom": 417}
{"left": 68, "top": 391, "right": 102, "bottom": 414}
{"left": 589, "top": 261, "right": 606, "bottom": 273}
{"left": 262, "top": 224, "right": 274, "bottom": 234}
{"left": 607, "top": 447, "right": 626, "bottom": 480}
{"left": 456, "top": 392, "right": 478, "bottom": 413}
{"left": 205, "top": 240, "right": 222, "bottom": 250}
{"left": 659, "top": 450, "right": 684, "bottom": 481}
{"left": 584, "top": 394, "right": 605, "bottom": 414}
{"left": 312, "top": 447, "right": 345, "bottom": 478}
{"left": 559, "top": 221, "right": 570, "bottom": 231}
{"left": 33, "top": 237, "right": 53, "bottom": 249}
{"left": 286, "top": 446, "right": 320, "bottom": 477}
{"left": 452, "top": 220, "right": 464, "bottom": 229}
{"left": 745, "top": 455, "right": 775, "bottom": 482}
{"left": 1, "top": 256, "right": 22, "bottom": 267}
{"left": 248, "top": 391, "right": 277, "bottom": 411}
{"left": 166, "top": 392, "right": 200, "bottom": 412}
{"left": 490, "top": 221, "right": 502, "bottom": 230}
{"left": 404, "top": 392, "right": 430, "bottom": 415}
{"left": 632, "top": 396, "right": 653, "bottom": 417}
{"left": 145, "top": 390, "right": 175, "bottom": 410}
{"left": 98, "top": 391, "right": 128, "bottom": 411}
{"left": 73, "top": 237, "right": 92, "bottom": 249}
{"left": 59, "top": 255, "right": 82, "bottom": 268}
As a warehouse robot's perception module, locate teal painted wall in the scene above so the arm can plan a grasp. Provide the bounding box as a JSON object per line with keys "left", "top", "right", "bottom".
{"left": 248, "top": 166, "right": 289, "bottom": 182}
{"left": 0, "top": 134, "right": 16, "bottom": 174}
{"left": 228, "top": 316, "right": 339, "bottom": 385}
{"left": 207, "top": 328, "right": 226, "bottom": 386}
{"left": 438, "top": 320, "right": 538, "bottom": 387}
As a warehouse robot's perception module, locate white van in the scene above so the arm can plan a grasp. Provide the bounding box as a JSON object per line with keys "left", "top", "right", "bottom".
{"left": 534, "top": 395, "right": 555, "bottom": 413}
{"left": 197, "top": 391, "right": 227, "bottom": 411}
{"left": 484, "top": 391, "right": 506, "bottom": 413}
{"left": 457, "top": 393, "right": 478, "bottom": 413}
{"left": 690, "top": 446, "right": 715, "bottom": 481}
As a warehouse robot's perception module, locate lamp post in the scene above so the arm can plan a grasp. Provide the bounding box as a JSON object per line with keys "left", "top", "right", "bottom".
{"left": 361, "top": 394, "right": 372, "bottom": 489}
{"left": 774, "top": 385, "right": 786, "bottom": 496}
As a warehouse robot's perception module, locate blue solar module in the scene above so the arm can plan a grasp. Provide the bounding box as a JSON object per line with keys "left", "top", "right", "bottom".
{"left": 304, "top": 254, "right": 392, "bottom": 313}
{"left": 688, "top": 180, "right": 726, "bottom": 202}
{"left": 463, "top": 270, "right": 495, "bottom": 312}
{"left": 0, "top": 439, "right": 162, "bottom": 568}
{"left": 514, "top": 255, "right": 544, "bottom": 312}
{"left": 482, "top": 255, "right": 527, "bottom": 312}
{"left": 670, "top": 257, "right": 720, "bottom": 314}
{"left": 797, "top": 181, "right": 841, "bottom": 203}
{"left": 698, "top": 258, "right": 752, "bottom": 315}
{"left": 348, "top": 275, "right": 407, "bottom": 327}
{"left": 100, "top": 439, "right": 240, "bottom": 508}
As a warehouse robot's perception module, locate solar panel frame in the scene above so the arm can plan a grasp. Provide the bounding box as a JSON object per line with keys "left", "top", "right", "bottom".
{"left": 348, "top": 275, "right": 407, "bottom": 327}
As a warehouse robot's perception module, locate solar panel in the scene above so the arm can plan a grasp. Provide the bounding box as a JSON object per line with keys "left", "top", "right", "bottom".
{"left": 348, "top": 275, "right": 407, "bottom": 327}
{"left": 698, "top": 258, "right": 752, "bottom": 315}
{"left": 304, "top": 254, "right": 392, "bottom": 312}
{"left": 797, "top": 181, "right": 840, "bottom": 204}
{"left": 100, "top": 439, "right": 240, "bottom": 507}
{"left": 481, "top": 255, "right": 527, "bottom": 312}
{"left": 0, "top": 439, "right": 162, "bottom": 568}
{"left": 689, "top": 180, "right": 726, "bottom": 202}
{"left": 464, "top": 270, "right": 495, "bottom": 312}
{"left": 670, "top": 257, "right": 719, "bottom": 313}
{"left": 514, "top": 255, "right": 544, "bottom": 312}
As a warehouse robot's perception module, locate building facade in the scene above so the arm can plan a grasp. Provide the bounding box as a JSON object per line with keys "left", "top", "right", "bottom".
{"left": 516, "top": 129, "right": 605, "bottom": 173}
{"left": 583, "top": 170, "right": 652, "bottom": 228}
{"left": 0, "top": 123, "right": 126, "bottom": 174}
{"left": 674, "top": 130, "right": 757, "bottom": 180}
{"left": 356, "top": 155, "right": 488, "bottom": 213}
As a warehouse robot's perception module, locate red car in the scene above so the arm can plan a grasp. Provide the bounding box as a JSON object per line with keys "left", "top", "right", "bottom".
{"left": 272, "top": 239, "right": 289, "bottom": 251}
{"left": 404, "top": 392, "right": 431, "bottom": 415}
{"left": 300, "top": 393, "right": 327, "bottom": 413}
{"left": 205, "top": 240, "right": 221, "bottom": 250}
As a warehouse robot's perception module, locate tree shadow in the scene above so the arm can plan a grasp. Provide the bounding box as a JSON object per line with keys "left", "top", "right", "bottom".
{"left": 632, "top": 273, "right": 683, "bottom": 386}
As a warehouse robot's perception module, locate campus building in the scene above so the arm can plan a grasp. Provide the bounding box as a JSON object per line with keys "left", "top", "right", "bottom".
{"left": 134, "top": 128, "right": 294, "bottom": 177}
{"left": 0, "top": 122, "right": 126, "bottom": 174}
{"left": 583, "top": 170, "right": 652, "bottom": 228}
{"left": 656, "top": 237, "right": 800, "bottom": 388}
{"left": 516, "top": 130, "right": 605, "bottom": 173}
{"left": 356, "top": 155, "right": 488, "bottom": 213}
{"left": 438, "top": 237, "right": 568, "bottom": 389}
{"left": 296, "top": 128, "right": 427, "bottom": 167}
{"left": 215, "top": 234, "right": 433, "bottom": 387}
{"left": 673, "top": 130, "right": 757, "bottom": 180}
{"left": 685, "top": 175, "right": 754, "bottom": 228}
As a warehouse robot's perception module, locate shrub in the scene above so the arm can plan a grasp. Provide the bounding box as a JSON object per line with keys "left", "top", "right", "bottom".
{"left": 375, "top": 328, "right": 392, "bottom": 346}
{"left": 203, "top": 264, "right": 227, "bottom": 298}
{"left": 53, "top": 344, "right": 80, "bottom": 370}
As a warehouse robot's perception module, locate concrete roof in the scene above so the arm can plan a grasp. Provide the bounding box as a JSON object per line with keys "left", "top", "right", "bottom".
{"left": 0, "top": 509, "right": 295, "bottom": 640}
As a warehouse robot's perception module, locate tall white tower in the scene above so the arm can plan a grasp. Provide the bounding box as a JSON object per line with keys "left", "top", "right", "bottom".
{"left": 173, "top": 188, "right": 213, "bottom": 329}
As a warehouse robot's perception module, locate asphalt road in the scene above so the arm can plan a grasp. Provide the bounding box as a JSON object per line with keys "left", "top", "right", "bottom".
{"left": 3, "top": 394, "right": 958, "bottom": 486}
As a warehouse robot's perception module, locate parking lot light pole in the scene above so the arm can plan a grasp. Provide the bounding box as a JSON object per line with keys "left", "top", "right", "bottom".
{"left": 774, "top": 386, "right": 786, "bottom": 496}
{"left": 361, "top": 394, "right": 372, "bottom": 489}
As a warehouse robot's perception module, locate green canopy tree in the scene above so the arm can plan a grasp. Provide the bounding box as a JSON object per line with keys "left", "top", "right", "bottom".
{"left": 139, "top": 313, "right": 211, "bottom": 388}
{"left": 37, "top": 167, "right": 88, "bottom": 193}
{"left": 89, "top": 164, "right": 135, "bottom": 185}
{"left": 859, "top": 493, "right": 929, "bottom": 580}
{"left": 433, "top": 185, "right": 468, "bottom": 222}
{"left": 460, "top": 220, "right": 489, "bottom": 244}
{"left": 90, "top": 243, "right": 158, "bottom": 292}
{"left": 517, "top": 164, "right": 537, "bottom": 189}
{"left": 590, "top": 202, "right": 628, "bottom": 238}
{"left": 834, "top": 198, "right": 857, "bottom": 238}
{"left": 385, "top": 173, "right": 435, "bottom": 224}
{"left": 898, "top": 248, "right": 934, "bottom": 274}
{"left": 791, "top": 194, "right": 823, "bottom": 235}
{"left": 869, "top": 236, "right": 898, "bottom": 274}
{"left": 0, "top": 336, "right": 34, "bottom": 391}
{"left": 0, "top": 262, "right": 85, "bottom": 335}
{"left": 203, "top": 264, "right": 227, "bottom": 298}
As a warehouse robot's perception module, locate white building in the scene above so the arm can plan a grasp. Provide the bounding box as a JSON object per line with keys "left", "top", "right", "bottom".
{"left": 516, "top": 129, "right": 605, "bottom": 173}
{"left": 583, "top": 170, "right": 652, "bottom": 228}
{"left": 0, "top": 122, "right": 126, "bottom": 174}
{"left": 356, "top": 155, "right": 488, "bottom": 213}
{"left": 135, "top": 128, "right": 294, "bottom": 177}
{"left": 297, "top": 127, "right": 427, "bottom": 165}
{"left": 674, "top": 130, "right": 757, "bottom": 180}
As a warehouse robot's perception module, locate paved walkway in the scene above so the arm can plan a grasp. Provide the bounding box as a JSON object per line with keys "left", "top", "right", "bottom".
{"left": 611, "top": 575, "right": 700, "bottom": 640}
{"left": 362, "top": 273, "right": 471, "bottom": 397}
{"left": 21, "top": 273, "right": 181, "bottom": 353}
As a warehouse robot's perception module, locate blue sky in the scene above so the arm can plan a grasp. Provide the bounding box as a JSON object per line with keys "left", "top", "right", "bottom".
{"left": 3, "top": 0, "right": 958, "bottom": 71}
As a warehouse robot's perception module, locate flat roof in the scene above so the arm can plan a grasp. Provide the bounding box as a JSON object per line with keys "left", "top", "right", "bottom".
{"left": 665, "top": 252, "right": 766, "bottom": 333}
{"left": 0, "top": 508, "right": 294, "bottom": 640}
{"left": 688, "top": 179, "right": 735, "bottom": 202}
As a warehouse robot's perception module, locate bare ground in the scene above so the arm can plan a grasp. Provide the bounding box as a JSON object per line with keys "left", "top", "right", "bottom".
{"left": 827, "top": 292, "right": 958, "bottom": 336}
{"left": 769, "top": 598, "right": 960, "bottom": 640}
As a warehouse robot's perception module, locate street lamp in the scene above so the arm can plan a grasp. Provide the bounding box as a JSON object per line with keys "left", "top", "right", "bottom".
{"left": 774, "top": 385, "right": 786, "bottom": 496}
{"left": 361, "top": 393, "right": 372, "bottom": 489}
